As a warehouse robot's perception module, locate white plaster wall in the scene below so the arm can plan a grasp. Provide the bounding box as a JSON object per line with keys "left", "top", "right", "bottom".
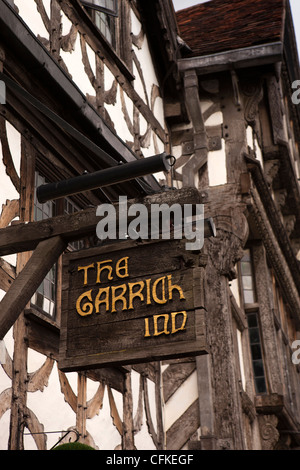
{"left": 86, "top": 385, "right": 122, "bottom": 450}
{"left": 230, "top": 282, "right": 241, "bottom": 308}
{"left": 131, "top": 370, "right": 157, "bottom": 450}
{"left": 0, "top": 123, "right": 20, "bottom": 210}
{"left": 130, "top": 10, "right": 164, "bottom": 128}
{"left": 25, "top": 359, "right": 78, "bottom": 450}
{"left": 246, "top": 125, "right": 264, "bottom": 168}
{"left": 14, "top": 0, "right": 49, "bottom": 41}
{"left": 237, "top": 329, "right": 246, "bottom": 390}
{"left": 164, "top": 369, "right": 198, "bottom": 432}
{"left": 60, "top": 32, "right": 96, "bottom": 98}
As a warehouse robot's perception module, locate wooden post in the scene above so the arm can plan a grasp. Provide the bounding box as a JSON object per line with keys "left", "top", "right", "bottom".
{"left": 77, "top": 373, "right": 87, "bottom": 443}
{"left": 0, "top": 236, "right": 67, "bottom": 340}
{"left": 122, "top": 371, "right": 135, "bottom": 450}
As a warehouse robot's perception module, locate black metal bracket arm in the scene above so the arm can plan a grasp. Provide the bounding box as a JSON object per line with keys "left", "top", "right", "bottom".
{"left": 37, "top": 152, "right": 175, "bottom": 203}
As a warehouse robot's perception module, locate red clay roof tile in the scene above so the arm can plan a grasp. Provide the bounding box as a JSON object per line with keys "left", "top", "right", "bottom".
{"left": 176, "top": 0, "right": 285, "bottom": 57}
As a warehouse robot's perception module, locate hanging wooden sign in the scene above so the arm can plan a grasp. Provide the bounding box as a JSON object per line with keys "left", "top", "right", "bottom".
{"left": 59, "top": 239, "right": 208, "bottom": 371}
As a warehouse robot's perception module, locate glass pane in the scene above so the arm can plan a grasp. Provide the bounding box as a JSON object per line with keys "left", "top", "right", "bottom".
{"left": 251, "top": 344, "right": 262, "bottom": 360}
{"left": 247, "top": 313, "right": 257, "bottom": 328}
{"left": 249, "top": 328, "right": 260, "bottom": 344}
{"left": 49, "top": 301, "right": 55, "bottom": 317}
{"left": 88, "top": 0, "right": 116, "bottom": 13}
{"left": 43, "top": 298, "right": 50, "bottom": 314}
{"left": 35, "top": 207, "right": 43, "bottom": 221}
{"left": 241, "top": 262, "right": 252, "bottom": 276}
{"left": 243, "top": 290, "right": 255, "bottom": 303}
{"left": 37, "top": 282, "right": 44, "bottom": 294}
{"left": 44, "top": 280, "right": 51, "bottom": 298}
{"left": 255, "top": 377, "right": 267, "bottom": 394}
{"left": 242, "top": 275, "right": 253, "bottom": 290}
{"left": 36, "top": 292, "right": 44, "bottom": 309}
{"left": 253, "top": 359, "right": 265, "bottom": 377}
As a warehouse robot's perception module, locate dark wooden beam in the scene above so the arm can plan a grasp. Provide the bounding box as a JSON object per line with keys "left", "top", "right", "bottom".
{"left": 0, "top": 236, "right": 67, "bottom": 339}
{"left": 178, "top": 42, "right": 283, "bottom": 76}
{"left": 0, "top": 188, "right": 203, "bottom": 256}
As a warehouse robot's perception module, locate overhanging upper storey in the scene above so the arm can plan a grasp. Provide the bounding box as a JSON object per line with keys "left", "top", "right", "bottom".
{"left": 176, "top": 0, "right": 299, "bottom": 82}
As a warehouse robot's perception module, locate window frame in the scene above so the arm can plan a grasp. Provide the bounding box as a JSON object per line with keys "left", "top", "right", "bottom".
{"left": 81, "top": 0, "right": 119, "bottom": 17}
{"left": 239, "top": 247, "right": 268, "bottom": 395}
{"left": 81, "top": 0, "right": 118, "bottom": 49}
{"left": 31, "top": 171, "right": 85, "bottom": 319}
{"left": 31, "top": 172, "right": 58, "bottom": 319}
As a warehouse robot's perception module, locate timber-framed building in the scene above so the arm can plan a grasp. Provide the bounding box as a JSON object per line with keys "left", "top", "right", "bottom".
{"left": 0, "top": 0, "right": 300, "bottom": 450}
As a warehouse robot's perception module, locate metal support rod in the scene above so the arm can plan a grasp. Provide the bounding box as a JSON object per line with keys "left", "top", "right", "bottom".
{"left": 37, "top": 153, "right": 174, "bottom": 203}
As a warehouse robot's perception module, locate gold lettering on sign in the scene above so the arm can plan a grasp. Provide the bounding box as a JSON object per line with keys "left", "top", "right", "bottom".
{"left": 144, "top": 311, "right": 188, "bottom": 338}
{"left": 111, "top": 284, "right": 127, "bottom": 313}
{"left": 144, "top": 318, "right": 151, "bottom": 338}
{"left": 96, "top": 260, "right": 113, "bottom": 284}
{"left": 128, "top": 281, "right": 144, "bottom": 310}
{"left": 76, "top": 289, "right": 94, "bottom": 316}
{"left": 154, "top": 314, "right": 170, "bottom": 336}
{"left": 75, "top": 255, "right": 189, "bottom": 341}
{"left": 145, "top": 279, "right": 152, "bottom": 305}
{"left": 78, "top": 263, "right": 95, "bottom": 286}
{"left": 116, "top": 257, "right": 129, "bottom": 279}
{"left": 167, "top": 275, "right": 185, "bottom": 300}
{"left": 95, "top": 287, "right": 110, "bottom": 313}
{"left": 152, "top": 276, "right": 167, "bottom": 305}
{"left": 171, "top": 311, "right": 187, "bottom": 334}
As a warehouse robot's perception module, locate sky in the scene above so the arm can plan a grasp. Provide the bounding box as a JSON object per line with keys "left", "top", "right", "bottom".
{"left": 172, "top": 0, "right": 300, "bottom": 59}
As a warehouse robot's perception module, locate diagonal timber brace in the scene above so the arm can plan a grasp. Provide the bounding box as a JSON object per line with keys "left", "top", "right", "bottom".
{"left": 0, "top": 236, "right": 67, "bottom": 339}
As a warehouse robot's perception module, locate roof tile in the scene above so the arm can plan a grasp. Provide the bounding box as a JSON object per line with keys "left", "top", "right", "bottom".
{"left": 176, "top": 0, "right": 285, "bottom": 57}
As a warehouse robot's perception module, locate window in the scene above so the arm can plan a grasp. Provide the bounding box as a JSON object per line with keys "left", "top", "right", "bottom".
{"left": 240, "top": 249, "right": 256, "bottom": 304}
{"left": 64, "top": 198, "right": 84, "bottom": 252}
{"left": 247, "top": 312, "right": 267, "bottom": 394}
{"left": 82, "top": 0, "right": 118, "bottom": 47}
{"left": 31, "top": 173, "right": 85, "bottom": 316}
{"left": 31, "top": 172, "right": 57, "bottom": 317}
{"left": 240, "top": 249, "right": 267, "bottom": 394}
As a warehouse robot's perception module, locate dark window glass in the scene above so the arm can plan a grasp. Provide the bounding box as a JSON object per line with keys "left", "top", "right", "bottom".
{"left": 82, "top": 0, "right": 118, "bottom": 47}
{"left": 31, "top": 172, "right": 57, "bottom": 318}
{"left": 247, "top": 312, "right": 267, "bottom": 394}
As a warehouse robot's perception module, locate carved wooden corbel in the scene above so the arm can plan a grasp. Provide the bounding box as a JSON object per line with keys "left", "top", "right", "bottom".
{"left": 258, "top": 414, "right": 280, "bottom": 450}
{"left": 264, "top": 159, "right": 280, "bottom": 187}
{"left": 274, "top": 189, "right": 287, "bottom": 210}
{"left": 207, "top": 228, "right": 245, "bottom": 280}
{"left": 242, "top": 79, "right": 263, "bottom": 147}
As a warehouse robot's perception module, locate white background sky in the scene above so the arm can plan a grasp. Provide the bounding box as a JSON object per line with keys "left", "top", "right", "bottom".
{"left": 173, "top": 0, "right": 300, "bottom": 59}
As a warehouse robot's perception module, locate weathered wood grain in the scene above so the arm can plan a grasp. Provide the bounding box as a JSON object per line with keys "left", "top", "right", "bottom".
{"left": 0, "top": 236, "right": 67, "bottom": 339}
{"left": 0, "top": 187, "right": 202, "bottom": 256}
{"left": 59, "top": 238, "right": 207, "bottom": 371}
